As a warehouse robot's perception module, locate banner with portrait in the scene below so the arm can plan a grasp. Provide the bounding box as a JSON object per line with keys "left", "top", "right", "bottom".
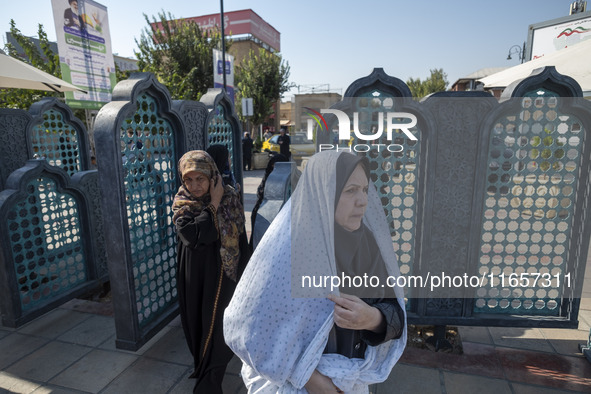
{"left": 51, "top": 0, "right": 116, "bottom": 109}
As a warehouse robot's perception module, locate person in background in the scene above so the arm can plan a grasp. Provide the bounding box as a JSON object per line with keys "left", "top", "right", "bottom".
{"left": 172, "top": 151, "right": 250, "bottom": 393}
{"left": 277, "top": 128, "right": 291, "bottom": 160}
{"left": 242, "top": 132, "right": 254, "bottom": 171}
{"left": 206, "top": 144, "right": 239, "bottom": 192}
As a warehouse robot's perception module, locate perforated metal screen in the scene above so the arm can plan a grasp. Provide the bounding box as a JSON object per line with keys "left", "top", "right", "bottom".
{"left": 30, "top": 109, "right": 81, "bottom": 176}
{"left": 334, "top": 94, "right": 421, "bottom": 298}
{"left": 475, "top": 92, "right": 584, "bottom": 315}
{"left": 6, "top": 177, "right": 87, "bottom": 311}
{"left": 208, "top": 104, "right": 235, "bottom": 162}
{"left": 120, "top": 93, "right": 178, "bottom": 328}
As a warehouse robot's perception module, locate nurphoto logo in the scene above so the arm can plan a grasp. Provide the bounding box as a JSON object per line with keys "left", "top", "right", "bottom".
{"left": 304, "top": 107, "right": 418, "bottom": 153}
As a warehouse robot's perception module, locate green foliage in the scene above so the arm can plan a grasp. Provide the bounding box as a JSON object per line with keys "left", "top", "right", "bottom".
{"left": 115, "top": 63, "right": 132, "bottom": 83}
{"left": 406, "top": 68, "right": 449, "bottom": 99}
{"left": 540, "top": 161, "right": 550, "bottom": 171}
{"left": 0, "top": 20, "right": 62, "bottom": 109}
{"left": 235, "top": 48, "right": 294, "bottom": 130}
{"left": 543, "top": 136, "right": 554, "bottom": 146}
{"left": 135, "top": 10, "right": 227, "bottom": 101}
{"left": 254, "top": 136, "right": 263, "bottom": 152}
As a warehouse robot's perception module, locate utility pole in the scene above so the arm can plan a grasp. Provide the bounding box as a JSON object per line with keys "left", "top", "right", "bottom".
{"left": 220, "top": 0, "right": 227, "bottom": 92}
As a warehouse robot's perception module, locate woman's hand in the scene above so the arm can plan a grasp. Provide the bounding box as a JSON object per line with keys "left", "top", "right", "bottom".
{"left": 304, "top": 370, "right": 343, "bottom": 393}
{"left": 328, "top": 293, "right": 385, "bottom": 333}
{"left": 209, "top": 174, "right": 224, "bottom": 209}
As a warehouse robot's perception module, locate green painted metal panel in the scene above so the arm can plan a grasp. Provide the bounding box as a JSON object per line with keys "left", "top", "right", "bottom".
{"left": 6, "top": 177, "right": 87, "bottom": 311}
{"left": 120, "top": 93, "right": 178, "bottom": 328}
{"left": 475, "top": 90, "right": 583, "bottom": 315}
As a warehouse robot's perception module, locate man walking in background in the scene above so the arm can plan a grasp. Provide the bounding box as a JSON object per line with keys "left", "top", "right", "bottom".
{"left": 277, "top": 128, "right": 291, "bottom": 160}
{"left": 242, "top": 132, "right": 254, "bottom": 171}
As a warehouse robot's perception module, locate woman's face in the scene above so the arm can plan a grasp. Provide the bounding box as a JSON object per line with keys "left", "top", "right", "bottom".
{"left": 335, "top": 164, "right": 369, "bottom": 231}
{"left": 183, "top": 170, "right": 210, "bottom": 198}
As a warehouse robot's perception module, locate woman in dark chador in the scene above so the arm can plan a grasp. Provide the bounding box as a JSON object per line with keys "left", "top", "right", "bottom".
{"left": 172, "top": 150, "right": 249, "bottom": 393}
{"left": 206, "top": 144, "right": 239, "bottom": 191}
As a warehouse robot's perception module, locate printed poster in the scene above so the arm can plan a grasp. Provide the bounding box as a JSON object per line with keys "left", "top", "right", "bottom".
{"left": 531, "top": 15, "right": 591, "bottom": 60}
{"left": 51, "top": 0, "right": 116, "bottom": 109}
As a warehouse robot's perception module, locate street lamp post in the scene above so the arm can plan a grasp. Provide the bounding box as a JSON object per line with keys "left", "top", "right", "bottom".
{"left": 507, "top": 42, "right": 526, "bottom": 64}
{"left": 220, "top": 0, "right": 227, "bottom": 92}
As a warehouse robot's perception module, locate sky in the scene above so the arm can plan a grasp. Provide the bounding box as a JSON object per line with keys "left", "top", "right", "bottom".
{"left": 0, "top": 0, "right": 576, "bottom": 99}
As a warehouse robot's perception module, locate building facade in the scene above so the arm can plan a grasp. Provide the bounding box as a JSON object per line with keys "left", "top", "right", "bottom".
{"left": 293, "top": 92, "right": 342, "bottom": 132}
{"left": 167, "top": 9, "right": 280, "bottom": 67}
{"left": 450, "top": 67, "right": 507, "bottom": 99}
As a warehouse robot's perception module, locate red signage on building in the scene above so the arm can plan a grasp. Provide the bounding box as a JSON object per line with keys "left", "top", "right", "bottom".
{"left": 153, "top": 9, "right": 280, "bottom": 52}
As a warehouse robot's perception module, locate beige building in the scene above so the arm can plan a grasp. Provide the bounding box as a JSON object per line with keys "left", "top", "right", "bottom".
{"left": 181, "top": 9, "right": 281, "bottom": 131}
{"left": 178, "top": 9, "right": 279, "bottom": 67}
{"left": 279, "top": 101, "right": 294, "bottom": 131}
{"left": 293, "top": 93, "right": 342, "bottom": 131}
{"left": 114, "top": 55, "right": 139, "bottom": 72}
{"left": 228, "top": 40, "right": 266, "bottom": 67}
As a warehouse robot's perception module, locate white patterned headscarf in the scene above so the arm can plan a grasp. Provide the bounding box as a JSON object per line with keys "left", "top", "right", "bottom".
{"left": 224, "top": 150, "right": 407, "bottom": 393}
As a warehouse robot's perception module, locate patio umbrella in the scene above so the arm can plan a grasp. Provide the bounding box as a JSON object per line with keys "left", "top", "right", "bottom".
{"left": 479, "top": 39, "right": 591, "bottom": 95}
{"left": 0, "top": 51, "right": 86, "bottom": 93}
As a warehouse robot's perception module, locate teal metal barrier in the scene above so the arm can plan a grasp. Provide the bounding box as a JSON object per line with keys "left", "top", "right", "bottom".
{"left": 7, "top": 176, "right": 87, "bottom": 311}
{"left": 0, "top": 98, "right": 107, "bottom": 328}
{"left": 0, "top": 160, "right": 98, "bottom": 327}
{"left": 30, "top": 109, "right": 82, "bottom": 176}
{"left": 475, "top": 91, "right": 584, "bottom": 315}
{"left": 201, "top": 88, "right": 243, "bottom": 193}
{"left": 94, "top": 75, "right": 242, "bottom": 350}
{"left": 306, "top": 67, "right": 591, "bottom": 327}
{"left": 120, "top": 93, "right": 179, "bottom": 328}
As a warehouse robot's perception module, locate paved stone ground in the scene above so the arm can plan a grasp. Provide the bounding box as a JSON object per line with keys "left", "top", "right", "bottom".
{"left": 1, "top": 169, "right": 591, "bottom": 393}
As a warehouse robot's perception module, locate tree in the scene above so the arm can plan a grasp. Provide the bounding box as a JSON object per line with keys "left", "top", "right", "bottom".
{"left": 135, "top": 11, "right": 227, "bottom": 101}
{"left": 235, "top": 48, "right": 294, "bottom": 133}
{"left": 0, "top": 20, "right": 61, "bottom": 109}
{"left": 406, "top": 68, "right": 449, "bottom": 98}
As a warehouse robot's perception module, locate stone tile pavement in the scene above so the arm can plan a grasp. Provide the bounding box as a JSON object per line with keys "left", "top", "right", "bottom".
{"left": 1, "top": 169, "right": 591, "bottom": 393}
{"left": 2, "top": 295, "right": 590, "bottom": 393}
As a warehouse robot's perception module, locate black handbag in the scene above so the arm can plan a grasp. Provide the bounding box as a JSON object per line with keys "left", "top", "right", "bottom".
{"left": 324, "top": 325, "right": 367, "bottom": 359}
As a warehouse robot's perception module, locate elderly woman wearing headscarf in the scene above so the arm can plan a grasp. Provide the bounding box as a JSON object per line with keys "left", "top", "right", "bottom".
{"left": 224, "top": 150, "right": 406, "bottom": 393}
{"left": 172, "top": 150, "right": 250, "bottom": 394}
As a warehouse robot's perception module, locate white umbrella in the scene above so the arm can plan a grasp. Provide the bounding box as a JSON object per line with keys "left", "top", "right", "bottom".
{"left": 479, "top": 39, "right": 591, "bottom": 95}
{"left": 0, "top": 51, "right": 86, "bottom": 93}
